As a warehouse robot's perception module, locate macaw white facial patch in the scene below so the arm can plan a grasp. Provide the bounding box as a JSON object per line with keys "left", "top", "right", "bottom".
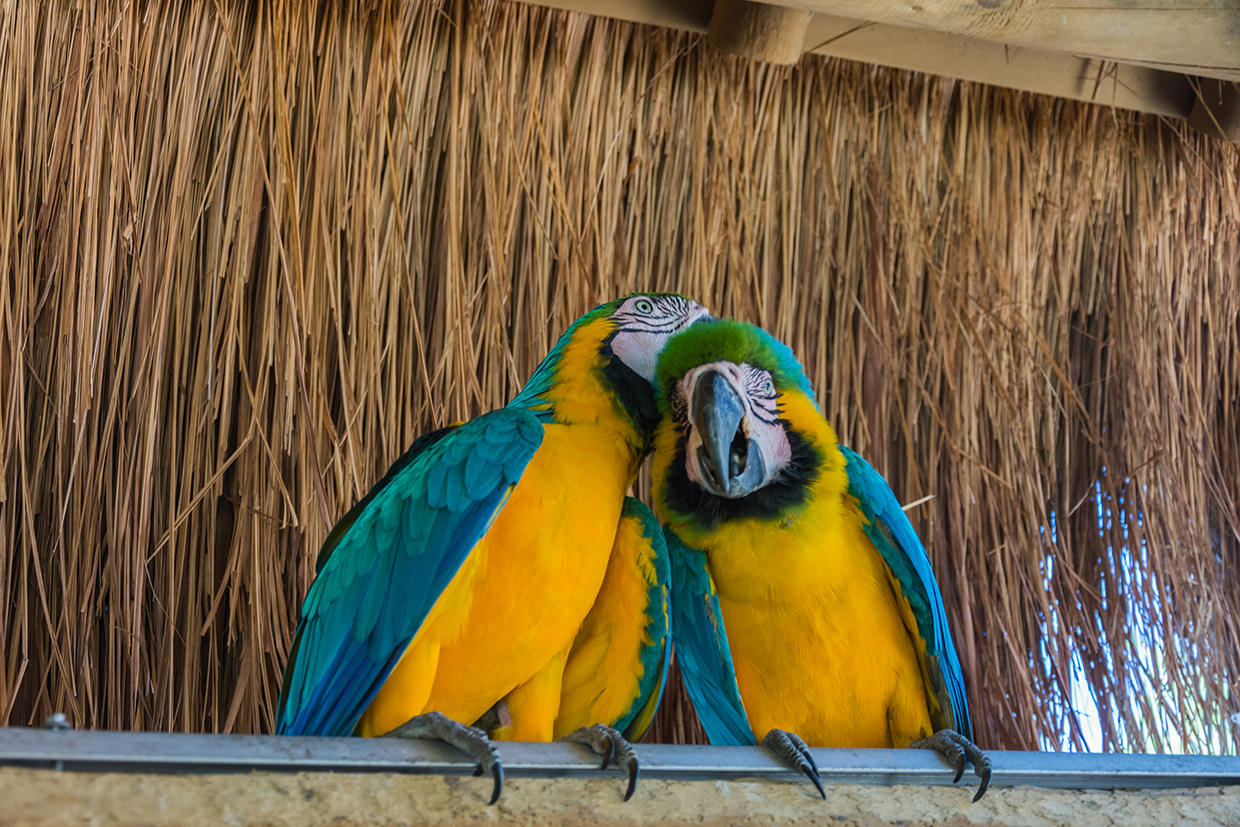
{"left": 609, "top": 294, "right": 711, "bottom": 382}
{"left": 611, "top": 329, "right": 662, "bottom": 382}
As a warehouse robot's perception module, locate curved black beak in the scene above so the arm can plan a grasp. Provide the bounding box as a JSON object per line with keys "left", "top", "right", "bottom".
{"left": 691, "top": 370, "right": 767, "bottom": 499}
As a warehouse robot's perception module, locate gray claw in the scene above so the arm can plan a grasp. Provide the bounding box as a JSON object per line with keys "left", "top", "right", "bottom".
{"left": 763, "top": 729, "right": 825, "bottom": 800}
{"left": 908, "top": 729, "right": 991, "bottom": 802}
{"left": 384, "top": 711, "right": 504, "bottom": 804}
{"left": 562, "top": 724, "right": 640, "bottom": 801}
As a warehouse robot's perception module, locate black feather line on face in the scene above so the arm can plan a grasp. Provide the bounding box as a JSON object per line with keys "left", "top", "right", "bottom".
{"left": 663, "top": 419, "right": 823, "bottom": 531}
{"left": 600, "top": 340, "right": 661, "bottom": 443}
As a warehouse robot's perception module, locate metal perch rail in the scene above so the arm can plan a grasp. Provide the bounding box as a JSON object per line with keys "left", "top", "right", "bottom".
{"left": 2, "top": 727, "right": 1239, "bottom": 791}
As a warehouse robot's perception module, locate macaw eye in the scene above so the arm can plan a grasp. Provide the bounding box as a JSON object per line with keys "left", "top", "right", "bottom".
{"left": 763, "top": 378, "right": 775, "bottom": 396}
{"left": 634, "top": 298, "right": 654, "bottom": 315}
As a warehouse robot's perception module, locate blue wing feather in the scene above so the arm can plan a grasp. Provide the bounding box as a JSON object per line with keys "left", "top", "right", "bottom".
{"left": 618, "top": 618, "right": 671, "bottom": 741}
{"left": 839, "top": 446, "right": 972, "bottom": 739}
{"left": 665, "top": 527, "right": 755, "bottom": 746}
{"left": 313, "top": 425, "right": 458, "bottom": 575}
{"left": 277, "top": 408, "right": 543, "bottom": 737}
{"left": 612, "top": 499, "right": 672, "bottom": 740}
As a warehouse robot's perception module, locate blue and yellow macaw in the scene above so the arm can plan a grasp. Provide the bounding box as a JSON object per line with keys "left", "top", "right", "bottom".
{"left": 480, "top": 496, "right": 672, "bottom": 800}
{"left": 277, "top": 294, "right": 709, "bottom": 803}
{"left": 650, "top": 319, "right": 990, "bottom": 801}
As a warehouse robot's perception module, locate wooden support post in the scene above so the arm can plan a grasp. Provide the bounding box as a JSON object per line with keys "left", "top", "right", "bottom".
{"left": 1188, "top": 78, "right": 1240, "bottom": 143}
{"left": 708, "top": 0, "right": 811, "bottom": 64}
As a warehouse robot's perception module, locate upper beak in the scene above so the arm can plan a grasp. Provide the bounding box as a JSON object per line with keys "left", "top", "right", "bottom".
{"left": 690, "top": 370, "right": 767, "bottom": 499}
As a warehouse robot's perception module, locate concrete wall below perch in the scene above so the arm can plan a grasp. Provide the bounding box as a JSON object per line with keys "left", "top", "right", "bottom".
{"left": 3, "top": 730, "right": 1240, "bottom": 826}
{"left": 5, "top": 766, "right": 1240, "bottom": 827}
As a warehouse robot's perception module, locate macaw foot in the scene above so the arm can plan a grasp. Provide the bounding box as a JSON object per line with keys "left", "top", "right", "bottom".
{"left": 907, "top": 728, "right": 991, "bottom": 802}
{"left": 762, "top": 729, "right": 825, "bottom": 799}
{"left": 382, "top": 711, "right": 504, "bottom": 805}
{"left": 561, "top": 724, "right": 640, "bottom": 801}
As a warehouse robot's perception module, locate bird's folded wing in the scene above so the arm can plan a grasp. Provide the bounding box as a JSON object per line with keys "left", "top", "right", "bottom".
{"left": 276, "top": 408, "right": 544, "bottom": 737}
{"left": 840, "top": 446, "right": 971, "bottom": 739}
{"left": 666, "top": 528, "right": 756, "bottom": 746}
{"left": 616, "top": 499, "right": 672, "bottom": 741}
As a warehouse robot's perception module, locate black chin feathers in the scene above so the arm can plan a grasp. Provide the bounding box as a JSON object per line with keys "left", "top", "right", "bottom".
{"left": 600, "top": 342, "right": 661, "bottom": 443}
{"left": 663, "top": 421, "right": 821, "bottom": 530}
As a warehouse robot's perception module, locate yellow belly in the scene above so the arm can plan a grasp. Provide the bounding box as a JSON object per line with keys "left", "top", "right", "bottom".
{"left": 708, "top": 505, "right": 933, "bottom": 748}
{"left": 356, "top": 423, "right": 634, "bottom": 737}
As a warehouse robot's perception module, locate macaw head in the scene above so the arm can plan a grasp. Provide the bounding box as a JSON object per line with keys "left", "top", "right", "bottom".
{"left": 656, "top": 319, "right": 819, "bottom": 504}
{"left": 510, "top": 293, "right": 712, "bottom": 436}
{"left": 603, "top": 293, "right": 714, "bottom": 383}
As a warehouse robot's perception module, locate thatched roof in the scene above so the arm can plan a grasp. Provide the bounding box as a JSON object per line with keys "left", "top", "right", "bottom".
{"left": 2, "top": 0, "right": 1238, "bottom": 753}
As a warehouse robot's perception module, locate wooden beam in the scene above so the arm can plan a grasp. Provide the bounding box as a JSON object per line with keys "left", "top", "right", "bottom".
{"left": 708, "top": 0, "right": 811, "bottom": 64}
{"left": 1188, "top": 79, "right": 1240, "bottom": 141}
{"left": 804, "top": 15, "right": 1197, "bottom": 119}
{"left": 512, "top": 0, "right": 1200, "bottom": 120}
{"left": 529, "top": 0, "right": 713, "bottom": 33}
{"left": 786, "top": 0, "right": 1240, "bottom": 83}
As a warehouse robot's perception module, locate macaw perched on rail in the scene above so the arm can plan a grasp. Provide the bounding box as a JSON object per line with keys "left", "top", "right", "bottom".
{"left": 649, "top": 319, "right": 990, "bottom": 801}
{"left": 478, "top": 496, "right": 672, "bottom": 800}
{"left": 277, "top": 294, "right": 710, "bottom": 804}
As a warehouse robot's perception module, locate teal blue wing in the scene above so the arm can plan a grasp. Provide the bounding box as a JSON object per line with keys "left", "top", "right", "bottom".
{"left": 615, "top": 498, "right": 672, "bottom": 741}
{"left": 840, "top": 446, "right": 972, "bottom": 739}
{"left": 276, "top": 409, "right": 544, "bottom": 737}
{"left": 665, "top": 527, "right": 755, "bottom": 746}
{"left": 311, "top": 424, "right": 461, "bottom": 575}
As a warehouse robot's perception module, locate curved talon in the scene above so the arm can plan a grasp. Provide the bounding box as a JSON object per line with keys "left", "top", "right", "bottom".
{"left": 970, "top": 752, "right": 992, "bottom": 803}
{"left": 908, "top": 729, "right": 990, "bottom": 802}
{"left": 561, "top": 725, "right": 641, "bottom": 801}
{"left": 786, "top": 731, "right": 820, "bottom": 777}
{"left": 383, "top": 711, "right": 504, "bottom": 805}
{"left": 798, "top": 761, "right": 826, "bottom": 800}
{"left": 623, "top": 755, "right": 639, "bottom": 802}
{"left": 487, "top": 760, "right": 504, "bottom": 806}
{"left": 762, "top": 729, "right": 825, "bottom": 800}
{"left": 599, "top": 733, "right": 615, "bottom": 770}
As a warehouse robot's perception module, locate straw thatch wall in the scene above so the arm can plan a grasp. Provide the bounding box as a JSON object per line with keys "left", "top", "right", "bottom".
{"left": 2, "top": 0, "right": 1238, "bottom": 753}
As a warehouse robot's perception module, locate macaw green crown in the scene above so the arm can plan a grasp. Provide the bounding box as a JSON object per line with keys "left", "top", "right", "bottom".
{"left": 655, "top": 319, "right": 818, "bottom": 418}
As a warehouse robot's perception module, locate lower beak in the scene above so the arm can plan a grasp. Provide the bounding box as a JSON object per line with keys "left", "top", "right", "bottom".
{"left": 691, "top": 370, "right": 768, "bottom": 499}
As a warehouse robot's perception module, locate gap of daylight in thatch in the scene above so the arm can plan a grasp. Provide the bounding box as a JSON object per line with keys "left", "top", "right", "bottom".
{"left": 1, "top": 0, "right": 1238, "bottom": 753}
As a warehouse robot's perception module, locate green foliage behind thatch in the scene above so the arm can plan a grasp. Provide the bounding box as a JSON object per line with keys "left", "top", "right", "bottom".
{"left": 2, "top": 0, "right": 1238, "bottom": 752}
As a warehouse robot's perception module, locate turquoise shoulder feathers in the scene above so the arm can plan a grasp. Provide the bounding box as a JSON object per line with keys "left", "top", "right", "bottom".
{"left": 313, "top": 424, "right": 461, "bottom": 574}
{"left": 276, "top": 409, "right": 543, "bottom": 737}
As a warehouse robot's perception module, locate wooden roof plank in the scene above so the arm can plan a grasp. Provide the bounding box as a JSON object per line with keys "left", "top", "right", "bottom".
{"left": 786, "top": 0, "right": 1240, "bottom": 83}
{"left": 804, "top": 15, "right": 1197, "bottom": 119}
{"left": 513, "top": 0, "right": 1204, "bottom": 123}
